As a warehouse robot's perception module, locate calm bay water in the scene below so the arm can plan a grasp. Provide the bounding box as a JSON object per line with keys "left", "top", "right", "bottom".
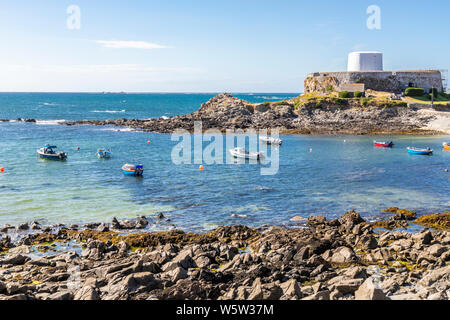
{"left": 0, "top": 93, "right": 449, "bottom": 232}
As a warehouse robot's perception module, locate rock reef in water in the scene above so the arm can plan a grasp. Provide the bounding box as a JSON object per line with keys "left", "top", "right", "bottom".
{"left": 60, "top": 93, "right": 449, "bottom": 135}
{"left": 0, "top": 211, "right": 449, "bottom": 300}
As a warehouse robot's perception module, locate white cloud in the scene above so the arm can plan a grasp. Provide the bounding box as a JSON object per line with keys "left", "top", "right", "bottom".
{"left": 96, "top": 40, "right": 172, "bottom": 49}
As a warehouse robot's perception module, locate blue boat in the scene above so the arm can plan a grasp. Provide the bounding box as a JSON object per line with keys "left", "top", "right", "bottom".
{"left": 37, "top": 145, "right": 67, "bottom": 160}
{"left": 122, "top": 163, "right": 144, "bottom": 176}
{"left": 97, "top": 148, "right": 111, "bottom": 159}
{"left": 407, "top": 147, "right": 433, "bottom": 155}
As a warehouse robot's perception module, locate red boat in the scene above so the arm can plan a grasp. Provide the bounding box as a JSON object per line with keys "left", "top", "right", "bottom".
{"left": 374, "top": 141, "right": 394, "bottom": 148}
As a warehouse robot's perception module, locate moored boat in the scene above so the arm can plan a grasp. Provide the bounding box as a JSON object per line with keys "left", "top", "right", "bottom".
{"left": 122, "top": 163, "right": 144, "bottom": 176}
{"left": 97, "top": 148, "right": 111, "bottom": 159}
{"left": 259, "top": 136, "right": 282, "bottom": 146}
{"left": 407, "top": 147, "right": 433, "bottom": 155}
{"left": 229, "top": 147, "right": 263, "bottom": 160}
{"left": 374, "top": 141, "right": 393, "bottom": 148}
{"left": 37, "top": 145, "right": 67, "bottom": 160}
{"left": 443, "top": 142, "right": 450, "bottom": 151}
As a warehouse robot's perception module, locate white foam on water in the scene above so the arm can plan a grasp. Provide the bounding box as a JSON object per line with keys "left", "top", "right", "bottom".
{"left": 35, "top": 119, "right": 66, "bottom": 125}
{"left": 91, "top": 110, "right": 126, "bottom": 113}
{"left": 38, "top": 102, "right": 59, "bottom": 106}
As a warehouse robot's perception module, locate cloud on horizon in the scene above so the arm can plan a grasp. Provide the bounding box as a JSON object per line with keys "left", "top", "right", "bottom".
{"left": 95, "top": 40, "right": 173, "bottom": 49}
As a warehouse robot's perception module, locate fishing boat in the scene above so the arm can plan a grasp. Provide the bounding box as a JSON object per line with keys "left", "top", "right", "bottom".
{"left": 122, "top": 163, "right": 144, "bottom": 176}
{"left": 37, "top": 145, "right": 67, "bottom": 160}
{"left": 97, "top": 148, "right": 111, "bottom": 159}
{"left": 260, "top": 136, "right": 282, "bottom": 145}
{"left": 229, "top": 147, "right": 263, "bottom": 160}
{"left": 407, "top": 147, "right": 433, "bottom": 155}
{"left": 443, "top": 142, "right": 450, "bottom": 151}
{"left": 374, "top": 141, "right": 394, "bottom": 148}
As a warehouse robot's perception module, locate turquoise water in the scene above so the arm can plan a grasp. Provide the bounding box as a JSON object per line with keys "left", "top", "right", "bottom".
{"left": 0, "top": 93, "right": 449, "bottom": 232}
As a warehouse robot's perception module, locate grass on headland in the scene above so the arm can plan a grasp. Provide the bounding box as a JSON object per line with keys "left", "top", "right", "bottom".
{"left": 405, "top": 93, "right": 450, "bottom": 105}
{"left": 291, "top": 92, "right": 407, "bottom": 110}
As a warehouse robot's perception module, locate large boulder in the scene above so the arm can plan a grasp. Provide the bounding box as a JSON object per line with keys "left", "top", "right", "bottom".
{"left": 354, "top": 278, "right": 387, "bottom": 300}
{"left": 339, "top": 210, "right": 365, "bottom": 227}
{"left": 329, "top": 247, "right": 358, "bottom": 264}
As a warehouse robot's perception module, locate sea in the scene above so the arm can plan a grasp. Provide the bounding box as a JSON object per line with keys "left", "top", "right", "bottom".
{"left": 0, "top": 93, "right": 449, "bottom": 232}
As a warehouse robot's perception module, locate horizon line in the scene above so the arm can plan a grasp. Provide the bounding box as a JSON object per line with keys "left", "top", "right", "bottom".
{"left": 0, "top": 91, "right": 302, "bottom": 94}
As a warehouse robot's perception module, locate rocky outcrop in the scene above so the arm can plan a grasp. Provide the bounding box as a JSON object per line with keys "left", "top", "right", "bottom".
{"left": 57, "top": 93, "right": 445, "bottom": 135}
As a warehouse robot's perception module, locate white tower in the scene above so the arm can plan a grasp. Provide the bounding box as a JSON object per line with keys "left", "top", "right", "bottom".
{"left": 347, "top": 51, "right": 383, "bottom": 71}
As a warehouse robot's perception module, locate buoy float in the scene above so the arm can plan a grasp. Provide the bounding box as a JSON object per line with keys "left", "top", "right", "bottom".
{"left": 77, "top": 146, "right": 80, "bottom": 150}
{"left": 310, "top": 148, "right": 312, "bottom": 152}
{"left": 147, "top": 140, "right": 151, "bottom": 144}
{"left": 199, "top": 165, "right": 204, "bottom": 171}
{"left": 0, "top": 167, "right": 4, "bottom": 173}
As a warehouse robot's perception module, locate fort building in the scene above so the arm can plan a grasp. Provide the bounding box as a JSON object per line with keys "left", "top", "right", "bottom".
{"left": 305, "top": 52, "right": 444, "bottom": 94}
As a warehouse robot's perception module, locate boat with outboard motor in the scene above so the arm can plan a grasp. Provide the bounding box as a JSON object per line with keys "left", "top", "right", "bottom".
{"left": 122, "top": 163, "right": 144, "bottom": 176}
{"left": 97, "top": 148, "right": 111, "bottom": 159}
{"left": 37, "top": 145, "right": 67, "bottom": 160}
{"left": 407, "top": 147, "right": 433, "bottom": 155}
{"left": 229, "top": 147, "right": 263, "bottom": 161}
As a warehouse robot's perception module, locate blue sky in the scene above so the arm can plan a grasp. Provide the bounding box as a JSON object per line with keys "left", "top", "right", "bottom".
{"left": 0, "top": 0, "right": 448, "bottom": 92}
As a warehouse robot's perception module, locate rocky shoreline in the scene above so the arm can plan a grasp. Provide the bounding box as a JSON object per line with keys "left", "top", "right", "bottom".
{"left": 59, "top": 93, "right": 448, "bottom": 135}
{"left": 3, "top": 93, "right": 448, "bottom": 134}
{"left": 1, "top": 210, "right": 449, "bottom": 300}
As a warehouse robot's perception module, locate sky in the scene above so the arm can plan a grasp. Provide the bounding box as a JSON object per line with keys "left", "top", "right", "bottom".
{"left": 0, "top": 0, "right": 449, "bottom": 92}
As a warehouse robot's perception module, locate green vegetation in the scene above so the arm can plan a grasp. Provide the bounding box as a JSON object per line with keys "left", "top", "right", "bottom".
{"left": 361, "top": 97, "right": 372, "bottom": 106}
{"left": 354, "top": 91, "right": 363, "bottom": 98}
{"left": 429, "top": 88, "right": 439, "bottom": 97}
{"left": 405, "top": 87, "right": 424, "bottom": 97}
{"left": 331, "top": 97, "right": 348, "bottom": 105}
{"left": 274, "top": 100, "right": 290, "bottom": 106}
{"left": 326, "top": 83, "right": 333, "bottom": 92}
{"left": 415, "top": 211, "right": 450, "bottom": 231}
{"left": 405, "top": 93, "right": 450, "bottom": 105}
{"left": 338, "top": 91, "right": 350, "bottom": 98}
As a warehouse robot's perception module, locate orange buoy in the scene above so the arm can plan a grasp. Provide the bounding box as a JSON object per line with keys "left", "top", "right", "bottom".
{"left": 310, "top": 148, "right": 312, "bottom": 152}
{"left": 199, "top": 165, "right": 204, "bottom": 171}
{"left": 147, "top": 140, "right": 151, "bottom": 144}
{"left": 0, "top": 167, "right": 4, "bottom": 173}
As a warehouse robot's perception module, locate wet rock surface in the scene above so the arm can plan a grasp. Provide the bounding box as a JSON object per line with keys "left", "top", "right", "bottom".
{"left": 57, "top": 93, "right": 442, "bottom": 135}
{"left": 0, "top": 210, "right": 449, "bottom": 300}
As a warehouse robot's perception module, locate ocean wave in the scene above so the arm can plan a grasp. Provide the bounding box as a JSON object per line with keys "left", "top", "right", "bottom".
{"left": 101, "top": 127, "right": 137, "bottom": 132}
{"left": 91, "top": 110, "right": 126, "bottom": 113}
{"left": 38, "top": 102, "right": 59, "bottom": 106}
{"left": 35, "top": 120, "right": 66, "bottom": 125}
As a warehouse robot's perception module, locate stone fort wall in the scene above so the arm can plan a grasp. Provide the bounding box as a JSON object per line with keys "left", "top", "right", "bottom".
{"left": 305, "top": 71, "right": 443, "bottom": 94}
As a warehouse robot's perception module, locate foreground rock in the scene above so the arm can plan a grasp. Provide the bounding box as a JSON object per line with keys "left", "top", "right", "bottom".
{"left": 0, "top": 212, "right": 449, "bottom": 300}
{"left": 59, "top": 93, "right": 445, "bottom": 135}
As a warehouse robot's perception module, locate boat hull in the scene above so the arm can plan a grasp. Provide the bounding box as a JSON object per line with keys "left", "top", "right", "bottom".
{"left": 374, "top": 142, "right": 393, "bottom": 148}
{"left": 97, "top": 152, "right": 111, "bottom": 159}
{"left": 407, "top": 148, "right": 433, "bottom": 155}
{"left": 229, "top": 149, "right": 262, "bottom": 160}
{"left": 260, "top": 137, "right": 282, "bottom": 146}
{"left": 37, "top": 150, "right": 67, "bottom": 160}
{"left": 122, "top": 169, "right": 143, "bottom": 176}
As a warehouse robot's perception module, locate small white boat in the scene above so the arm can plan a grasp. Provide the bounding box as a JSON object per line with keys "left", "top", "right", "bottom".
{"left": 229, "top": 147, "right": 263, "bottom": 160}
{"left": 259, "top": 136, "right": 282, "bottom": 145}
{"left": 37, "top": 145, "right": 67, "bottom": 161}
{"left": 97, "top": 148, "right": 111, "bottom": 159}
